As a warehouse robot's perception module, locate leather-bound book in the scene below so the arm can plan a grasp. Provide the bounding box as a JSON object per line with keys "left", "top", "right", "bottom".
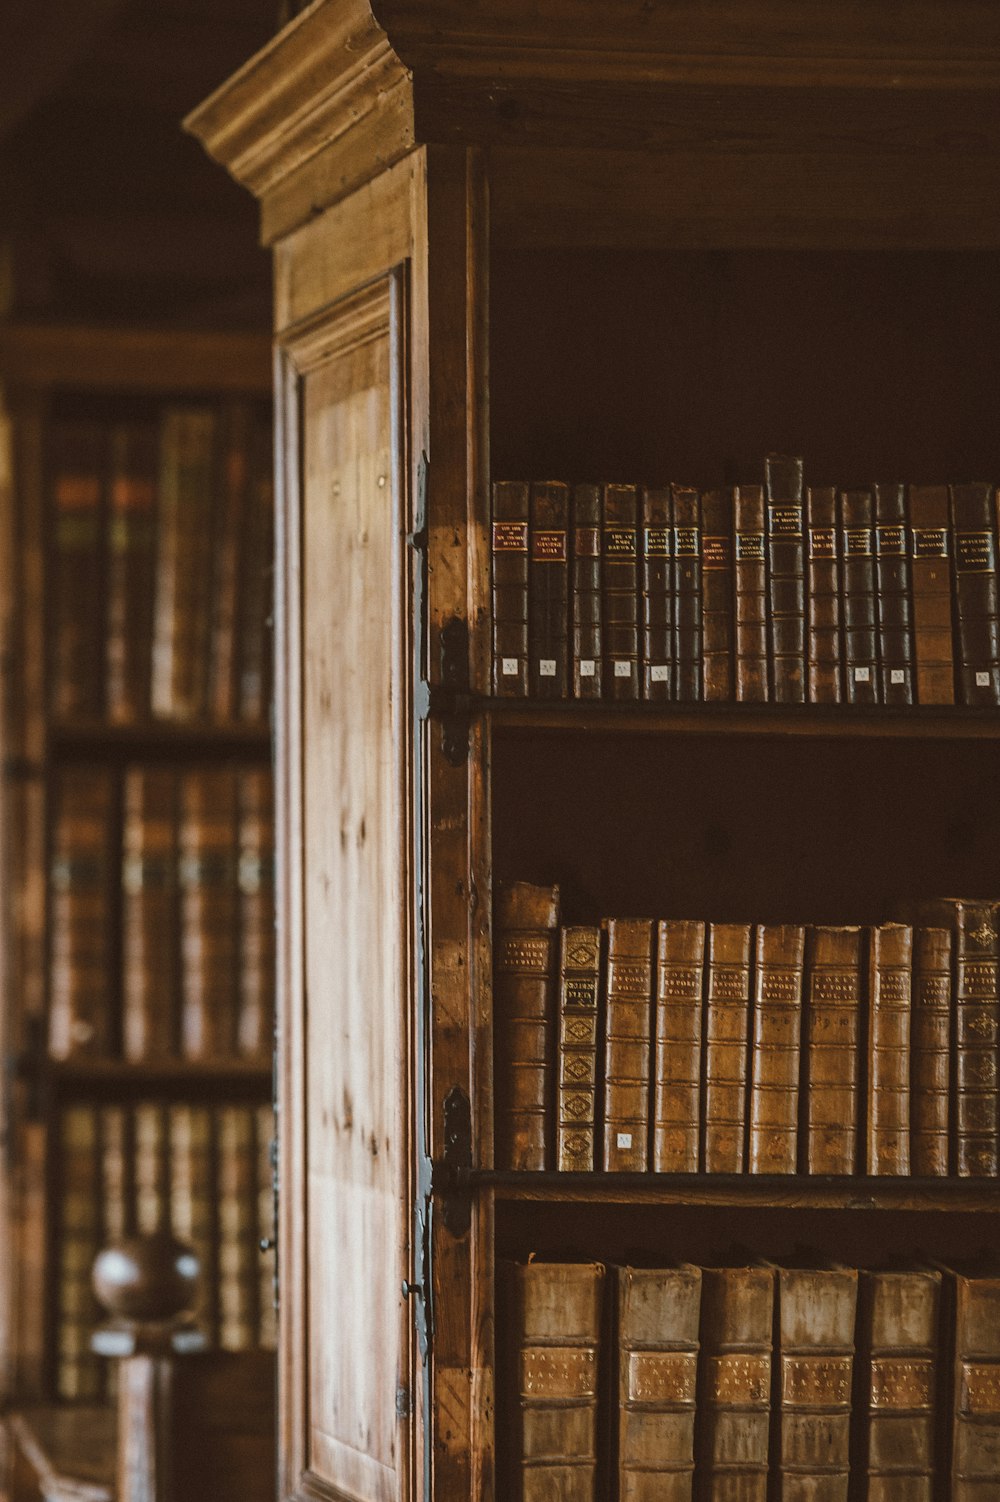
{"left": 805, "top": 486, "right": 842, "bottom": 703}
{"left": 603, "top": 917, "right": 654, "bottom": 1172}
{"left": 492, "top": 480, "right": 530, "bottom": 696}
{"left": 858, "top": 1267, "right": 940, "bottom": 1502}
{"left": 529, "top": 481, "right": 570, "bottom": 699}
{"left": 255, "top": 1103, "right": 277, "bottom": 1350}
{"left": 697, "top": 1264, "right": 773, "bottom": 1502}
{"left": 603, "top": 483, "right": 640, "bottom": 700}
{"left": 209, "top": 402, "right": 251, "bottom": 722}
{"left": 237, "top": 768, "right": 275, "bottom": 1059}
{"left": 134, "top": 1099, "right": 170, "bottom": 1235}
{"left": 908, "top": 485, "right": 955, "bottom": 704}
{"left": 218, "top": 1104, "right": 257, "bottom": 1350}
{"left": 652, "top": 921, "right": 705, "bottom": 1173}
{"left": 873, "top": 482, "right": 914, "bottom": 706}
{"left": 703, "top": 922, "right": 752, "bottom": 1174}
{"left": 701, "top": 488, "right": 734, "bottom": 700}
{"left": 571, "top": 484, "right": 602, "bottom": 699}
{"left": 99, "top": 1104, "right": 129, "bottom": 1244}
{"left": 804, "top": 926, "right": 861, "bottom": 1176}
{"left": 48, "top": 767, "right": 114, "bottom": 1059}
{"left": 494, "top": 881, "right": 560, "bottom": 1171}
{"left": 616, "top": 1263, "right": 701, "bottom": 1501}
{"left": 774, "top": 1260, "right": 858, "bottom": 1502}
{"left": 640, "top": 486, "right": 673, "bottom": 700}
{"left": 839, "top": 487, "right": 880, "bottom": 705}
{"left": 56, "top": 1105, "right": 102, "bottom": 1400}
{"left": 236, "top": 413, "right": 275, "bottom": 723}
{"left": 733, "top": 485, "right": 769, "bottom": 702}
{"left": 765, "top": 455, "right": 806, "bottom": 703}
{"left": 556, "top": 925, "right": 600, "bottom": 1172}
{"left": 951, "top": 482, "right": 1000, "bottom": 705}
{"left": 122, "top": 767, "right": 177, "bottom": 1061}
{"left": 169, "top": 1103, "right": 217, "bottom": 1342}
{"left": 510, "top": 1260, "right": 605, "bottom": 1502}
{"left": 866, "top": 923, "right": 913, "bottom": 1176}
{"left": 105, "top": 421, "right": 157, "bottom": 723}
{"left": 748, "top": 924, "right": 805, "bottom": 1174}
{"left": 178, "top": 768, "right": 239, "bottom": 1061}
{"left": 910, "top": 925, "right": 952, "bottom": 1176}
{"left": 49, "top": 420, "right": 106, "bottom": 721}
{"left": 672, "top": 485, "right": 702, "bottom": 703}
{"left": 943, "top": 1260, "right": 1000, "bottom": 1501}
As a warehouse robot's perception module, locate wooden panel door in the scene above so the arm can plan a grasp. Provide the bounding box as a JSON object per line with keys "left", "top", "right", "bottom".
{"left": 277, "top": 273, "right": 415, "bottom": 1502}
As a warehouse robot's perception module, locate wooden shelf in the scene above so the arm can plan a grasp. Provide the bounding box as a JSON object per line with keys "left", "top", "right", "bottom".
{"left": 47, "top": 720, "right": 271, "bottom": 759}
{"left": 47, "top": 1058, "right": 271, "bottom": 1090}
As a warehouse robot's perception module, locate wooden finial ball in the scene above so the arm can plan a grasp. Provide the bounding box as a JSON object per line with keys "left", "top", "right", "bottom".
{"left": 93, "top": 1233, "right": 201, "bottom": 1322}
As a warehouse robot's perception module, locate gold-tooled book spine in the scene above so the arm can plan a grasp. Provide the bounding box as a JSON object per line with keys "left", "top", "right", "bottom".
{"left": 908, "top": 485, "right": 955, "bottom": 705}
{"left": 105, "top": 421, "right": 157, "bottom": 723}
{"left": 178, "top": 767, "right": 240, "bottom": 1061}
{"left": 697, "top": 1265, "right": 773, "bottom": 1502}
{"left": 703, "top": 923, "right": 752, "bottom": 1175}
{"left": 169, "top": 1102, "right": 217, "bottom": 1343}
{"left": 804, "top": 926, "right": 861, "bottom": 1176}
{"left": 556, "top": 926, "right": 601, "bottom": 1172}
{"left": 217, "top": 1104, "right": 257, "bottom": 1350}
{"left": 494, "top": 882, "right": 560, "bottom": 1172}
{"left": 652, "top": 921, "right": 705, "bottom": 1173}
{"left": 57, "top": 1105, "right": 103, "bottom": 1401}
{"left": 948, "top": 1266, "right": 1000, "bottom": 1501}
{"left": 910, "top": 926, "right": 951, "bottom": 1176}
{"left": 603, "top": 918, "right": 654, "bottom": 1172}
{"left": 775, "top": 1263, "right": 858, "bottom": 1500}
{"left": 617, "top": 1264, "right": 702, "bottom": 1502}
{"left": 866, "top": 924, "right": 913, "bottom": 1176}
{"left": 748, "top": 925, "right": 805, "bottom": 1174}
{"left": 859, "top": 1268, "right": 940, "bottom": 1501}
{"left": 48, "top": 767, "right": 114, "bottom": 1060}
{"left": 122, "top": 766, "right": 177, "bottom": 1061}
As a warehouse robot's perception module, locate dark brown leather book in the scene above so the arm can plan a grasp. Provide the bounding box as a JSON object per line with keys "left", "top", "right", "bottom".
{"left": 169, "top": 1103, "right": 218, "bottom": 1343}
{"left": 56, "top": 1105, "right": 103, "bottom": 1400}
{"left": 492, "top": 480, "right": 531, "bottom": 697}
{"left": 602, "top": 484, "right": 640, "bottom": 700}
{"left": 672, "top": 485, "right": 702, "bottom": 703}
{"left": 209, "top": 402, "right": 251, "bottom": 723}
{"left": 217, "top": 1104, "right": 257, "bottom": 1350}
{"left": 773, "top": 1260, "right": 857, "bottom": 1502}
{"left": 640, "top": 486, "right": 672, "bottom": 701}
{"left": 652, "top": 920, "right": 705, "bottom": 1173}
{"left": 529, "top": 481, "right": 570, "bottom": 699}
{"left": 49, "top": 420, "right": 106, "bottom": 721}
{"left": 806, "top": 485, "right": 842, "bottom": 703}
{"left": 804, "top": 926, "right": 861, "bottom": 1176}
{"left": 616, "top": 1264, "right": 701, "bottom": 1501}
{"left": 697, "top": 1264, "right": 773, "bottom": 1502}
{"left": 237, "top": 768, "right": 275, "bottom": 1060}
{"left": 866, "top": 923, "right": 913, "bottom": 1176}
{"left": 858, "top": 1267, "right": 940, "bottom": 1502}
{"left": 942, "top": 1260, "right": 1000, "bottom": 1502}
{"left": 748, "top": 924, "right": 805, "bottom": 1174}
{"left": 105, "top": 421, "right": 157, "bottom": 724}
{"left": 701, "top": 488, "right": 733, "bottom": 700}
{"left": 48, "top": 767, "right": 114, "bottom": 1060}
{"left": 951, "top": 482, "right": 1000, "bottom": 705}
{"left": 236, "top": 413, "right": 274, "bottom": 724}
{"left": 733, "top": 484, "right": 769, "bottom": 702}
{"left": 839, "top": 486, "right": 880, "bottom": 705}
{"left": 908, "top": 485, "right": 955, "bottom": 705}
{"left": 703, "top": 922, "right": 752, "bottom": 1174}
{"left": 178, "top": 768, "right": 239, "bottom": 1061}
{"left": 494, "top": 881, "right": 560, "bottom": 1171}
{"left": 556, "top": 925, "right": 600, "bottom": 1172}
{"left": 511, "top": 1260, "right": 604, "bottom": 1502}
{"left": 122, "top": 767, "right": 177, "bottom": 1061}
{"left": 134, "top": 1098, "right": 170, "bottom": 1235}
{"left": 873, "top": 482, "right": 914, "bottom": 706}
{"left": 765, "top": 454, "right": 805, "bottom": 703}
{"left": 603, "top": 917, "right": 653, "bottom": 1172}
{"left": 571, "top": 484, "right": 602, "bottom": 699}
{"left": 910, "top": 925, "right": 952, "bottom": 1177}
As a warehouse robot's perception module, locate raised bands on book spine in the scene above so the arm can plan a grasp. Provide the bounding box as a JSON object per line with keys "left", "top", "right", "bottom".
{"left": 765, "top": 455, "right": 805, "bottom": 704}
{"left": 774, "top": 1263, "right": 858, "bottom": 1499}
{"left": 556, "top": 925, "right": 600, "bottom": 1172}
{"left": 910, "top": 925, "right": 951, "bottom": 1177}
{"left": 571, "top": 484, "right": 603, "bottom": 699}
{"left": 908, "top": 485, "right": 955, "bottom": 705}
{"left": 122, "top": 766, "right": 177, "bottom": 1061}
{"left": 840, "top": 486, "right": 880, "bottom": 705}
{"left": 603, "top": 918, "right": 653, "bottom": 1172}
{"left": 492, "top": 480, "right": 530, "bottom": 696}
{"left": 105, "top": 422, "right": 157, "bottom": 724}
{"left": 945, "top": 1262, "right": 1000, "bottom": 1502}
{"left": 49, "top": 421, "right": 106, "bottom": 721}
{"left": 858, "top": 1268, "right": 940, "bottom": 1502}
{"left": 733, "top": 485, "right": 768, "bottom": 702}
{"left": 529, "top": 481, "right": 570, "bottom": 699}
{"left": 866, "top": 923, "right": 913, "bottom": 1176}
{"left": 48, "top": 767, "right": 114, "bottom": 1060}
{"left": 804, "top": 925, "right": 861, "bottom": 1176}
{"left": 951, "top": 482, "right": 1000, "bottom": 706}
{"left": 494, "top": 881, "right": 560, "bottom": 1172}
{"left": 806, "top": 486, "right": 842, "bottom": 704}
{"left": 701, "top": 488, "right": 734, "bottom": 701}
{"left": 178, "top": 768, "right": 239, "bottom": 1061}
{"left": 603, "top": 484, "right": 640, "bottom": 700}
{"left": 672, "top": 485, "right": 702, "bottom": 703}
{"left": 652, "top": 920, "right": 705, "bottom": 1173}
{"left": 640, "top": 486, "right": 672, "bottom": 701}
{"left": 616, "top": 1264, "right": 701, "bottom": 1502}
{"left": 749, "top": 924, "right": 805, "bottom": 1174}
{"left": 703, "top": 922, "right": 752, "bottom": 1175}
{"left": 873, "top": 482, "right": 914, "bottom": 706}
{"left": 697, "top": 1265, "right": 773, "bottom": 1502}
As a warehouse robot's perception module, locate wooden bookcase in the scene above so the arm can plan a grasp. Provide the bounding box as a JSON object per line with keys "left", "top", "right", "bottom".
{"left": 186, "top": 4, "right": 1000, "bottom": 1498}
{"left": 0, "top": 324, "right": 275, "bottom": 1405}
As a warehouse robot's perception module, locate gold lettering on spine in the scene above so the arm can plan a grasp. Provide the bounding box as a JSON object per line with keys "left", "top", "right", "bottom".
{"left": 626, "top": 1350, "right": 697, "bottom": 1403}
{"left": 782, "top": 1356, "right": 852, "bottom": 1405}
{"left": 961, "top": 1362, "right": 1000, "bottom": 1415}
{"left": 870, "top": 1358, "right": 932, "bottom": 1409}
{"left": 708, "top": 1354, "right": 771, "bottom": 1404}
{"left": 521, "top": 1348, "right": 596, "bottom": 1399}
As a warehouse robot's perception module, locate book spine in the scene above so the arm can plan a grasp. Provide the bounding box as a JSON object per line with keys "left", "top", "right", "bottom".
{"left": 99, "top": 1104, "right": 129, "bottom": 1244}
{"left": 765, "top": 454, "right": 806, "bottom": 704}
{"left": 840, "top": 486, "right": 880, "bottom": 705}
{"left": 49, "top": 421, "right": 106, "bottom": 720}
{"left": 603, "top": 917, "right": 654, "bottom": 1172}
{"left": 701, "top": 488, "right": 734, "bottom": 701}
{"left": 236, "top": 413, "right": 274, "bottom": 723}
{"left": 57, "top": 1104, "right": 103, "bottom": 1400}
{"left": 178, "top": 768, "right": 239, "bottom": 1060}
{"left": 908, "top": 485, "right": 956, "bottom": 705}
{"left": 571, "top": 484, "right": 603, "bottom": 698}
{"left": 748, "top": 924, "right": 805, "bottom": 1174}
{"left": 697, "top": 1265, "right": 773, "bottom": 1501}
{"left": 640, "top": 486, "right": 673, "bottom": 700}
{"left": 866, "top": 924, "right": 913, "bottom": 1176}
{"left": 237, "top": 768, "right": 275, "bottom": 1059}
{"left": 951, "top": 482, "right": 1000, "bottom": 705}
{"left": 135, "top": 1099, "right": 169, "bottom": 1236}
{"left": 951, "top": 1270, "right": 1000, "bottom": 1501}
{"left": 122, "top": 766, "right": 177, "bottom": 1061}
{"left": 209, "top": 401, "right": 251, "bottom": 722}
{"left": 873, "top": 482, "right": 914, "bottom": 706}
{"left": 910, "top": 926, "right": 951, "bottom": 1177}
{"left": 617, "top": 1264, "right": 701, "bottom": 1501}
{"left": 733, "top": 485, "right": 769, "bottom": 702}
{"left": 169, "top": 1103, "right": 218, "bottom": 1343}
{"left": 859, "top": 1269, "right": 939, "bottom": 1502}
{"left": 703, "top": 923, "right": 752, "bottom": 1174}
{"left": 556, "top": 926, "right": 601, "bottom": 1172}
{"left": 494, "top": 881, "right": 560, "bottom": 1172}
{"left": 955, "top": 902, "right": 999, "bottom": 1177}
{"left": 529, "top": 481, "right": 570, "bottom": 698}
{"left": 652, "top": 921, "right": 705, "bottom": 1173}
{"left": 602, "top": 484, "right": 640, "bottom": 700}
{"left": 255, "top": 1103, "right": 277, "bottom": 1350}
{"left": 776, "top": 1265, "right": 858, "bottom": 1499}
{"left": 48, "top": 767, "right": 114, "bottom": 1059}
{"left": 492, "top": 480, "right": 530, "bottom": 697}
{"left": 105, "top": 422, "right": 157, "bottom": 724}
{"left": 672, "top": 485, "right": 702, "bottom": 703}
{"left": 804, "top": 926, "right": 861, "bottom": 1176}
{"left": 806, "top": 486, "right": 842, "bottom": 704}
{"left": 217, "top": 1104, "right": 258, "bottom": 1350}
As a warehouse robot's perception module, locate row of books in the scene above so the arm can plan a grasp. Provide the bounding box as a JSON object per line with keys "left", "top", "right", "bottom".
{"left": 495, "top": 884, "right": 1000, "bottom": 1178}
{"left": 505, "top": 1254, "right": 997, "bottom": 1502}
{"left": 49, "top": 403, "right": 273, "bottom": 726}
{"left": 491, "top": 456, "right": 1000, "bottom": 705}
{"left": 49, "top": 764, "right": 274, "bottom": 1062}
{"left": 58, "top": 1100, "right": 275, "bottom": 1401}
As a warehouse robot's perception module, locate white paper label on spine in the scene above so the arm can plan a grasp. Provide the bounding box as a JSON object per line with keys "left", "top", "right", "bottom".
{"left": 501, "top": 657, "right": 518, "bottom": 676}
{"left": 614, "top": 660, "right": 631, "bottom": 678}
{"left": 854, "top": 666, "right": 870, "bottom": 682}
{"left": 539, "top": 659, "right": 556, "bottom": 677}
{"left": 890, "top": 669, "right": 905, "bottom": 684}
{"left": 977, "top": 671, "right": 991, "bottom": 687}
{"left": 579, "top": 659, "right": 596, "bottom": 677}
{"left": 650, "top": 664, "right": 669, "bottom": 682}
{"left": 616, "top": 1132, "right": 633, "bottom": 1149}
